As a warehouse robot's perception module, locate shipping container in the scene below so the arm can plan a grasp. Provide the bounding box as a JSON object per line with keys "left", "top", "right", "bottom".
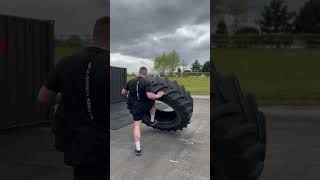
{"left": 110, "top": 66, "right": 127, "bottom": 103}
{"left": 0, "top": 14, "right": 54, "bottom": 129}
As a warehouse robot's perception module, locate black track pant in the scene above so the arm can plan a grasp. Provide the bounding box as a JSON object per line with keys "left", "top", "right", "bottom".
{"left": 73, "top": 164, "right": 107, "bottom": 180}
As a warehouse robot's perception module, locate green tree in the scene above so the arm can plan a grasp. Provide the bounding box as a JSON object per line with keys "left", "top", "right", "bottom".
{"left": 228, "top": 0, "right": 250, "bottom": 32}
{"left": 67, "top": 34, "right": 83, "bottom": 45}
{"left": 213, "top": 0, "right": 250, "bottom": 32}
{"left": 216, "top": 20, "right": 228, "bottom": 34}
{"left": 258, "top": 0, "right": 295, "bottom": 34}
{"left": 154, "top": 56, "right": 161, "bottom": 74}
{"left": 212, "top": 0, "right": 226, "bottom": 32}
{"left": 167, "top": 50, "right": 181, "bottom": 74}
{"left": 153, "top": 56, "right": 162, "bottom": 73}
{"left": 191, "top": 60, "right": 202, "bottom": 72}
{"left": 213, "top": 0, "right": 225, "bottom": 15}
{"left": 201, "top": 61, "right": 210, "bottom": 72}
{"left": 294, "top": 0, "right": 320, "bottom": 33}
{"left": 154, "top": 51, "right": 181, "bottom": 75}
{"left": 180, "top": 59, "right": 188, "bottom": 72}
{"left": 235, "top": 26, "right": 260, "bottom": 35}
{"left": 154, "top": 53, "right": 169, "bottom": 74}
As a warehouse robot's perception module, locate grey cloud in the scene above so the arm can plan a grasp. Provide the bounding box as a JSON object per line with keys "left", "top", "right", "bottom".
{"left": 249, "top": 0, "right": 308, "bottom": 16}
{"left": 0, "top": 0, "right": 108, "bottom": 35}
{"left": 212, "top": 0, "right": 308, "bottom": 32}
{"left": 111, "top": 0, "right": 210, "bottom": 66}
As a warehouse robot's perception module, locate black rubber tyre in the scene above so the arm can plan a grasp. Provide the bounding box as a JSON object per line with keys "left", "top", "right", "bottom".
{"left": 213, "top": 72, "right": 266, "bottom": 180}
{"left": 141, "top": 75, "right": 193, "bottom": 131}
{"left": 52, "top": 103, "right": 68, "bottom": 152}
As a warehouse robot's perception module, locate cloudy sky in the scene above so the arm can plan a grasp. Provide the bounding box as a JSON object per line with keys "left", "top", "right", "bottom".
{"left": 248, "top": 0, "right": 307, "bottom": 14}
{"left": 110, "top": 0, "right": 210, "bottom": 73}
{"left": 212, "top": 0, "right": 308, "bottom": 32}
{"left": 216, "top": 0, "right": 306, "bottom": 14}
{"left": 0, "top": 0, "right": 107, "bottom": 35}
{"left": 0, "top": 0, "right": 307, "bottom": 73}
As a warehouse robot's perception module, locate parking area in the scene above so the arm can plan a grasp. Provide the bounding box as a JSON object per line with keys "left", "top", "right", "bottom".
{"left": 0, "top": 127, "right": 72, "bottom": 180}
{"left": 260, "top": 106, "right": 320, "bottom": 180}
{"left": 110, "top": 96, "right": 211, "bottom": 180}
{"left": 1, "top": 99, "right": 320, "bottom": 180}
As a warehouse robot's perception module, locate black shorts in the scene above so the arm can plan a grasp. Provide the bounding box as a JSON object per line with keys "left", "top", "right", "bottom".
{"left": 132, "top": 101, "right": 155, "bottom": 121}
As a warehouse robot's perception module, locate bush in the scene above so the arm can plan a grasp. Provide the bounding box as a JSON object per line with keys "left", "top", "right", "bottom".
{"left": 234, "top": 27, "right": 260, "bottom": 35}
{"left": 297, "top": 34, "right": 320, "bottom": 48}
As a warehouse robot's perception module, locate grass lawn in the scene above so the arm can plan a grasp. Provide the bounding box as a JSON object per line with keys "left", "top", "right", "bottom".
{"left": 213, "top": 48, "right": 320, "bottom": 105}
{"left": 168, "top": 77, "right": 209, "bottom": 95}
{"left": 127, "top": 75, "right": 210, "bottom": 95}
{"left": 54, "top": 44, "right": 210, "bottom": 95}
{"left": 54, "top": 44, "right": 83, "bottom": 64}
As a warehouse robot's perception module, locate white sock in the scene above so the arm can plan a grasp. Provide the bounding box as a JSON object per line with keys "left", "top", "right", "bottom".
{"left": 151, "top": 115, "right": 155, "bottom": 122}
{"left": 135, "top": 141, "right": 141, "bottom": 151}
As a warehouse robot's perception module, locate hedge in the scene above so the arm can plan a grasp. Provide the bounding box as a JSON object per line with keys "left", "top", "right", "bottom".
{"left": 211, "top": 34, "right": 320, "bottom": 48}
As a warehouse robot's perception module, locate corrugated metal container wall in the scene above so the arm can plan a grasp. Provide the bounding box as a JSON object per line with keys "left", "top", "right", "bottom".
{"left": 110, "top": 66, "right": 127, "bottom": 103}
{"left": 0, "top": 15, "right": 54, "bottom": 129}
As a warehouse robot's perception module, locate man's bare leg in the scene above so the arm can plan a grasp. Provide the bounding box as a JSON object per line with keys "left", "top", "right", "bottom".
{"left": 150, "top": 105, "right": 156, "bottom": 123}
{"left": 133, "top": 120, "right": 142, "bottom": 155}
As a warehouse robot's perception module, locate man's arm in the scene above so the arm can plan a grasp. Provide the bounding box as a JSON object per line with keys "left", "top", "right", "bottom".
{"left": 38, "top": 87, "right": 61, "bottom": 106}
{"left": 121, "top": 81, "right": 130, "bottom": 96}
{"left": 121, "top": 88, "right": 128, "bottom": 96}
{"left": 145, "top": 79, "right": 165, "bottom": 100}
{"left": 146, "top": 91, "right": 165, "bottom": 100}
{"left": 38, "top": 63, "right": 62, "bottom": 107}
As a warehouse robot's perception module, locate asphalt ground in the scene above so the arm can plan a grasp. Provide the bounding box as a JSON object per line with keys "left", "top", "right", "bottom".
{"left": 260, "top": 106, "right": 320, "bottom": 180}
{"left": 0, "top": 127, "right": 72, "bottom": 180}
{"left": 110, "top": 96, "right": 211, "bottom": 180}
{"left": 1, "top": 101, "right": 320, "bottom": 180}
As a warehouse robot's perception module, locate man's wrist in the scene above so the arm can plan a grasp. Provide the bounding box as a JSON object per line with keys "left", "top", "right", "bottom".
{"left": 155, "top": 94, "right": 159, "bottom": 99}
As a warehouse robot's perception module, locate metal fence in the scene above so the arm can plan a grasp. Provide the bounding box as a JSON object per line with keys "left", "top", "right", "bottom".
{"left": 0, "top": 14, "right": 54, "bottom": 129}
{"left": 110, "top": 66, "right": 127, "bottom": 103}
{"left": 212, "top": 34, "right": 320, "bottom": 48}
{"left": 159, "top": 72, "right": 210, "bottom": 77}
{"left": 55, "top": 34, "right": 93, "bottom": 46}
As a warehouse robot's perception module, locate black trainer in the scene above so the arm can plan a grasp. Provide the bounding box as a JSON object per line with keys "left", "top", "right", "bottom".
{"left": 135, "top": 149, "right": 142, "bottom": 156}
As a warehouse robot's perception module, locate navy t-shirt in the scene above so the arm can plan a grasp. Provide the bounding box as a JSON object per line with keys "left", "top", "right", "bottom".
{"left": 45, "top": 47, "right": 109, "bottom": 132}
{"left": 124, "top": 76, "right": 154, "bottom": 104}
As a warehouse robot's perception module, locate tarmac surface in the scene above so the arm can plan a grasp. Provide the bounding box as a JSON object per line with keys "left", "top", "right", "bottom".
{"left": 0, "top": 127, "right": 72, "bottom": 180}
{"left": 260, "top": 106, "right": 320, "bottom": 180}
{"left": 1, "top": 99, "right": 320, "bottom": 180}
{"left": 110, "top": 96, "right": 211, "bottom": 180}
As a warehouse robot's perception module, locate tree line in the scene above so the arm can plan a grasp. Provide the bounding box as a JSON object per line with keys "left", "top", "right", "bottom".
{"left": 190, "top": 60, "right": 210, "bottom": 73}
{"left": 215, "top": 0, "right": 320, "bottom": 35}
{"left": 154, "top": 50, "right": 184, "bottom": 74}
{"left": 153, "top": 51, "right": 210, "bottom": 75}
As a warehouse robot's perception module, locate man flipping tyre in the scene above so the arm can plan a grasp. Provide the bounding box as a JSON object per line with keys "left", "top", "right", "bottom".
{"left": 38, "top": 17, "right": 109, "bottom": 180}
{"left": 121, "top": 67, "right": 165, "bottom": 156}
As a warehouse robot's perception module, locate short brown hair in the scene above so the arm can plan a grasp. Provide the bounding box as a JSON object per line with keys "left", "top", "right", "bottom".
{"left": 93, "top": 16, "right": 109, "bottom": 43}
{"left": 139, "top": 67, "right": 148, "bottom": 76}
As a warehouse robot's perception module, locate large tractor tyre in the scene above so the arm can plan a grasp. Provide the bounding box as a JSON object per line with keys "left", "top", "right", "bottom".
{"left": 213, "top": 72, "right": 266, "bottom": 180}
{"left": 52, "top": 103, "right": 68, "bottom": 152}
{"left": 141, "top": 75, "right": 193, "bottom": 131}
